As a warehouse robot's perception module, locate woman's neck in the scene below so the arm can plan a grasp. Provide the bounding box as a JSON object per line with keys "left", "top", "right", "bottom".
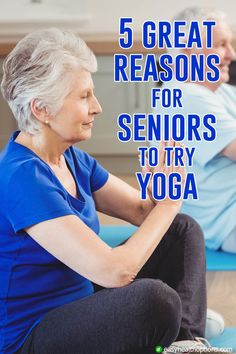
{"left": 15, "top": 130, "right": 70, "bottom": 167}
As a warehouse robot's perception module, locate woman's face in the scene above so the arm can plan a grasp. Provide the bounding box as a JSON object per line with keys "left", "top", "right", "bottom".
{"left": 50, "top": 69, "right": 102, "bottom": 143}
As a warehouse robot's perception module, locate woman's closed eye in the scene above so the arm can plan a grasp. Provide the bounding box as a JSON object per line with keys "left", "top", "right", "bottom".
{"left": 80, "top": 89, "right": 94, "bottom": 99}
{"left": 81, "top": 93, "right": 89, "bottom": 99}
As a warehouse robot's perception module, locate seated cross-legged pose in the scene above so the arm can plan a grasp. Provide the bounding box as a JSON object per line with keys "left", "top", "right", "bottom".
{"left": 0, "top": 28, "right": 219, "bottom": 354}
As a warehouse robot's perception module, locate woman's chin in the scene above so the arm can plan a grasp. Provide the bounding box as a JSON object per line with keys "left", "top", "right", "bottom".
{"left": 73, "top": 132, "right": 92, "bottom": 143}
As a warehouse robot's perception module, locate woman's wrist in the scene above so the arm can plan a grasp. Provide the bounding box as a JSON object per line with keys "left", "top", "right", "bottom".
{"left": 154, "top": 200, "right": 182, "bottom": 214}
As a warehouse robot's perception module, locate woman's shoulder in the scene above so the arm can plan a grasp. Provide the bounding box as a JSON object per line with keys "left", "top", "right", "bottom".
{"left": 0, "top": 142, "right": 53, "bottom": 196}
{"left": 67, "top": 145, "right": 96, "bottom": 172}
{"left": 1, "top": 131, "right": 47, "bottom": 170}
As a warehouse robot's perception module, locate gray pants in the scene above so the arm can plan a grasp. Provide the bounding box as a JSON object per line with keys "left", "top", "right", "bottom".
{"left": 16, "top": 214, "right": 206, "bottom": 354}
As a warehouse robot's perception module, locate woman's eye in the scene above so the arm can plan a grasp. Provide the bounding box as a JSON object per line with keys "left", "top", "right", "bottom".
{"left": 81, "top": 92, "right": 91, "bottom": 99}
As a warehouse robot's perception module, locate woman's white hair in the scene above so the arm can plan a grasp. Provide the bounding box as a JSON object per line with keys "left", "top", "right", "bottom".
{"left": 1, "top": 28, "right": 97, "bottom": 134}
{"left": 169, "top": 6, "right": 227, "bottom": 56}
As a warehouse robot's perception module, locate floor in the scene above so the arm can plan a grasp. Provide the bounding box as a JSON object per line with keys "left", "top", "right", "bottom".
{"left": 98, "top": 174, "right": 236, "bottom": 327}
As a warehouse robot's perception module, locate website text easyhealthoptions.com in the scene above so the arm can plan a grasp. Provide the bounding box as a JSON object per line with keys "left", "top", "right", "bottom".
{"left": 164, "top": 346, "right": 233, "bottom": 353}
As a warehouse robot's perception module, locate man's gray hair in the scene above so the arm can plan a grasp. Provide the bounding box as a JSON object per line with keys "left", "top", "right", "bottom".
{"left": 169, "top": 6, "right": 227, "bottom": 56}
{"left": 1, "top": 28, "right": 97, "bottom": 134}
{"left": 173, "top": 6, "right": 226, "bottom": 25}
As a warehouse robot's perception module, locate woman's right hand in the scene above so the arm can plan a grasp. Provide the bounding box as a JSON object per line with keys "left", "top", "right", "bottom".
{"left": 143, "top": 140, "right": 186, "bottom": 210}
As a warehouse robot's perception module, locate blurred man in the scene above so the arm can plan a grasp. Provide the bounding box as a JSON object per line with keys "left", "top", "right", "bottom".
{"left": 151, "top": 7, "right": 236, "bottom": 252}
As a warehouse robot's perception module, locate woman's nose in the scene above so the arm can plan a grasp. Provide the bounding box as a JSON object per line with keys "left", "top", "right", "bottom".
{"left": 90, "top": 96, "right": 102, "bottom": 115}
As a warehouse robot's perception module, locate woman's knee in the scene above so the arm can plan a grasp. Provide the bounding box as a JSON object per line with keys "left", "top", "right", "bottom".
{"left": 130, "top": 278, "right": 182, "bottom": 336}
{"left": 172, "top": 213, "right": 205, "bottom": 249}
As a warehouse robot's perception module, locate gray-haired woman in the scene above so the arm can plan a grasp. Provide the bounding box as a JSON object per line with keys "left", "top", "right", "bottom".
{"left": 0, "top": 28, "right": 207, "bottom": 354}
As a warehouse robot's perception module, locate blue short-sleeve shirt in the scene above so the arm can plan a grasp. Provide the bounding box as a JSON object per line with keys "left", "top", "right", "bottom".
{"left": 0, "top": 131, "right": 109, "bottom": 354}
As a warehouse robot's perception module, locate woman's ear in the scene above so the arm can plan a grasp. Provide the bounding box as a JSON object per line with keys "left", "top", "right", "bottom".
{"left": 30, "top": 99, "right": 51, "bottom": 124}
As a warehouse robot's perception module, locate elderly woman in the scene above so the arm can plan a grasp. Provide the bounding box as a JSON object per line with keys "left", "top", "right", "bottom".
{"left": 0, "top": 28, "right": 207, "bottom": 354}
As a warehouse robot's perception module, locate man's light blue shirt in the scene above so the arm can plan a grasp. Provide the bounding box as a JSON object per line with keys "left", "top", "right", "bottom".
{"left": 151, "top": 82, "right": 236, "bottom": 250}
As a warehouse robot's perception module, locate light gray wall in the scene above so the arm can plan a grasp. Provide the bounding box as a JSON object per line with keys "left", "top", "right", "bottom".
{"left": 80, "top": 0, "right": 236, "bottom": 35}
{"left": 0, "top": 0, "right": 235, "bottom": 39}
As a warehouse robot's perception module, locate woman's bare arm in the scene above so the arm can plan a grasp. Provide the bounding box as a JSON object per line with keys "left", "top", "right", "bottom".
{"left": 25, "top": 203, "right": 179, "bottom": 288}
{"left": 93, "top": 173, "right": 155, "bottom": 226}
{"left": 26, "top": 141, "right": 185, "bottom": 288}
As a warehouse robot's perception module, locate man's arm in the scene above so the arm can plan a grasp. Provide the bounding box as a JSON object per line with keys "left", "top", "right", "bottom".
{"left": 220, "top": 138, "right": 236, "bottom": 160}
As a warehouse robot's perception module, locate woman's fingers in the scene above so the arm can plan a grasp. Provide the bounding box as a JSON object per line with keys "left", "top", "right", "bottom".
{"left": 139, "top": 154, "right": 153, "bottom": 175}
{"left": 154, "top": 140, "right": 176, "bottom": 174}
{"left": 142, "top": 140, "right": 186, "bottom": 177}
{"left": 138, "top": 140, "right": 187, "bottom": 205}
{"left": 157, "top": 140, "right": 166, "bottom": 168}
{"left": 173, "top": 142, "right": 186, "bottom": 191}
{"left": 168, "top": 140, "right": 175, "bottom": 172}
